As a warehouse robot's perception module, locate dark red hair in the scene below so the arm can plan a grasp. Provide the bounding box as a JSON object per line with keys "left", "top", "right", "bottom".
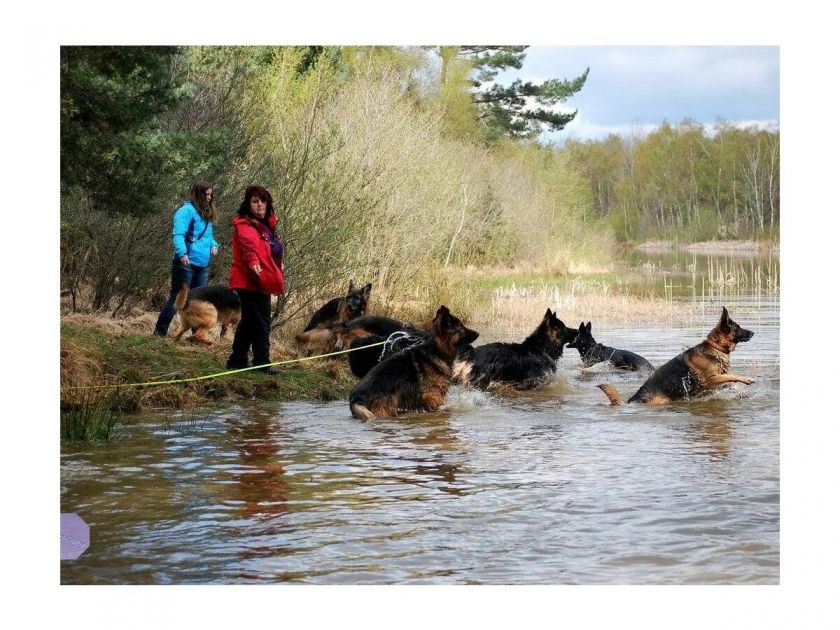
{"left": 237, "top": 185, "right": 275, "bottom": 221}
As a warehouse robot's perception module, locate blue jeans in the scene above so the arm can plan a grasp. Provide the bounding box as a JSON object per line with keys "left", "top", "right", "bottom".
{"left": 154, "top": 257, "right": 209, "bottom": 336}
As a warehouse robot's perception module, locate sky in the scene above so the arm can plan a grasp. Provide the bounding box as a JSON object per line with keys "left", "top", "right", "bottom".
{"left": 498, "top": 46, "right": 780, "bottom": 144}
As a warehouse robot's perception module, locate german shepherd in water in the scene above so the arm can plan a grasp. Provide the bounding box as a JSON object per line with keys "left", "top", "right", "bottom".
{"left": 302, "top": 281, "right": 371, "bottom": 332}
{"left": 349, "top": 306, "right": 479, "bottom": 420}
{"left": 597, "top": 307, "right": 754, "bottom": 405}
{"left": 173, "top": 283, "right": 241, "bottom": 345}
{"left": 453, "top": 309, "right": 576, "bottom": 390}
{"left": 568, "top": 322, "right": 654, "bottom": 371}
{"left": 347, "top": 325, "right": 429, "bottom": 379}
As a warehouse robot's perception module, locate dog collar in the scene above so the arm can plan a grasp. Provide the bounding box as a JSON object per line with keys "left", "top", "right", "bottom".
{"left": 704, "top": 338, "right": 729, "bottom": 354}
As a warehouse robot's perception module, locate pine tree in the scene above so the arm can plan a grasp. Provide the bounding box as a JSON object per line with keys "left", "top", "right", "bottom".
{"left": 60, "top": 46, "right": 185, "bottom": 214}
{"left": 442, "top": 46, "right": 588, "bottom": 141}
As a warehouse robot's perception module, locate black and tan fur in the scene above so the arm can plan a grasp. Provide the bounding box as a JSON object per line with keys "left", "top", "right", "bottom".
{"left": 453, "top": 308, "right": 576, "bottom": 390}
{"left": 296, "top": 314, "right": 405, "bottom": 357}
{"left": 349, "top": 306, "right": 479, "bottom": 420}
{"left": 597, "top": 307, "right": 754, "bottom": 405}
{"left": 173, "top": 283, "right": 241, "bottom": 345}
{"left": 568, "top": 321, "right": 654, "bottom": 371}
{"left": 347, "top": 327, "right": 427, "bottom": 379}
{"left": 302, "top": 281, "right": 372, "bottom": 332}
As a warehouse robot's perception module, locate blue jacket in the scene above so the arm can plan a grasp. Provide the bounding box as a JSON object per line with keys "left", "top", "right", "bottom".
{"left": 172, "top": 201, "right": 219, "bottom": 268}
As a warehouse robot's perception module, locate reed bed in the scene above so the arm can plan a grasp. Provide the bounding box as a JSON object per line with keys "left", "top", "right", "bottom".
{"left": 701, "top": 256, "right": 779, "bottom": 297}
{"left": 486, "top": 282, "right": 707, "bottom": 335}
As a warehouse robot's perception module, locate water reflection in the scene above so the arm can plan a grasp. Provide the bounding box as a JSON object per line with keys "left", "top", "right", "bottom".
{"left": 671, "top": 399, "right": 734, "bottom": 460}
{"left": 367, "top": 413, "right": 467, "bottom": 496}
{"left": 225, "top": 410, "right": 289, "bottom": 521}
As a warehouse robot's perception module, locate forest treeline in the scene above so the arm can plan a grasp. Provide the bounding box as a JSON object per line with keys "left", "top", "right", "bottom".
{"left": 60, "top": 46, "right": 779, "bottom": 322}
{"left": 565, "top": 121, "right": 779, "bottom": 242}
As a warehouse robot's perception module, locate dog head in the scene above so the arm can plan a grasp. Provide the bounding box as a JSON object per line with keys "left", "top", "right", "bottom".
{"left": 344, "top": 281, "right": 372, "bottom": 319}
{"left": 708, "top": 307, "right": 754, "bottom": 351}
{"left": 567, "top": 321, "right": 595, "bottom": 353}
{"left": 536, "top": 308, "right": 576, "bottom": 353}
{"left": 432, "top": 305, "right": 479, "bottom": 354}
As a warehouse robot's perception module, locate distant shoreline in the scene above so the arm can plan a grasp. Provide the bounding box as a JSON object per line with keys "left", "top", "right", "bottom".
{"left": 634, "top": 240, "right": 779, "bottom": 255}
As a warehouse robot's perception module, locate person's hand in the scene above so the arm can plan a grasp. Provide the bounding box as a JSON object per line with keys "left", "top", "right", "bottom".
{"left": 251, "top": 264, "right": 262, "bottom": 276}
{"left": 211, "top": 247, "right": 218, "bottom": 256}
{"left": 180, "top": 255, "right": 190, "bottom": 266}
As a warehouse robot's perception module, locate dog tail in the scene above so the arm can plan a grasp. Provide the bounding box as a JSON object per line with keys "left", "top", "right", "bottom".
{"left": 597, "top": 383, "right": 624, "bottom": 406}
{"left": 350, "top": 403, "right": 376, "bottom": 421}
{"left": 174, "top": 282, "right": 190, "bottom": 311}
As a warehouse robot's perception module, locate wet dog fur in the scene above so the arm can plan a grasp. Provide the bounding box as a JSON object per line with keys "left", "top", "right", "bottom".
{"left": 349, "top": 306, "right": 479, "bottom": 420}
{"left": 173, "top": 283, "right": 241, "bottom": 345}
{"left": 453, "top": 308, "right": 576, "bottom": 390}
{"left": 568, "top": 321, "right": 654, "bottom": 371}
{"left": 597, "top": 307, "right": 754, "bottom": 405}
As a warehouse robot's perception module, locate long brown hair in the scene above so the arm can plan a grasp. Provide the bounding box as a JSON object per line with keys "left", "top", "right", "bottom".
{"left": 189, "top": 180, "right": 217, "bottom": 223}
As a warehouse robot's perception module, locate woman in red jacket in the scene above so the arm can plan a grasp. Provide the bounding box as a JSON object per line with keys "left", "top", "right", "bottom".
{"left": 227, "top": 185, "right": 285, "bottom": 373}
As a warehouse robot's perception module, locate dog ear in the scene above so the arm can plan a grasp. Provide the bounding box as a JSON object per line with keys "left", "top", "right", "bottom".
{"left": 433, "top": 305, "right": 451, "bottom": 332}
{"left": 586, "top": 322, "right": 592, "bottom": 333}
{"left": 719, "top": 306, "right": 731, "bottom": 329}
{"left": 579, "top": 322, "right": 585, "bottom": 332}
{"left": 362, "top": 283, "right": 372, "bottom": 298}
{"left": 348, "top": 280, "right": 355, "bottom": 293}
{"left": 544, "top": 307, "right": 553, "bottom": 319}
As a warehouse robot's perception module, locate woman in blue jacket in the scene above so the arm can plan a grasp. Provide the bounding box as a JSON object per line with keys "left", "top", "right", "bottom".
{"left": 154, "top": 181, "right": 220, "bottom": 336}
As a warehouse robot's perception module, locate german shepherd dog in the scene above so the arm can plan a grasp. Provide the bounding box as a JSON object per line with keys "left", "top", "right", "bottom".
{"left": 349, "top": 306, "right": 479, "bottom": 420}
{"left": 453, "top": 308, "right": 577, "bottom": 390}
{"left": 302, "top": 281, "right": 371, "bottom": 332}
{"left": 568, "top": 322, "right": 654, "bottom": 371}
{"left": 597, "top": 307, "right": 754, "bottom": 405}
{"left": 173, "top": 282, "right": 241, "bottom": 345}
{"left": 347, "top": 325, "right": 429, "bottom": 379}
{"left": 296, "top": 314, "right": 405, "bottom": 357}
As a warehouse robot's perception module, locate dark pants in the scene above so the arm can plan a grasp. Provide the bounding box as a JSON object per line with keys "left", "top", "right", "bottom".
{"left": 228, "top": 289, "right": 272, "bottom": 369}
{"left": 154, "top": 257, "right": 209, "bottom": 336}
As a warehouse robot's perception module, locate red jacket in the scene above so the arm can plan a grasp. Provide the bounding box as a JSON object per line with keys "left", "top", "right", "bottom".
{"left": 228, "top": 215, "right": 285, "bottom": 295}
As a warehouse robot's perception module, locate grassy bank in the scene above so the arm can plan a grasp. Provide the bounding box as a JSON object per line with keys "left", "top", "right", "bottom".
{"left": 60, "top": 319, "right": 357, "bottom": 432}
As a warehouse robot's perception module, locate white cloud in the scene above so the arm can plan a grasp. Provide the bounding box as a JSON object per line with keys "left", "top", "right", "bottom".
{"left": 543, "top": 113, "right": 779, "bottom": 144}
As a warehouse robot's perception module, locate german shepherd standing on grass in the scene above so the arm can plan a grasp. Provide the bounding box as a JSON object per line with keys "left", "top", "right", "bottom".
{"left": 173, "top": 283, "right": 241, "bottom": 345}
{"left": 568, "top": 322, "right": 654, "bottom": 371}
{"left": 302, "top": 281, "right": 372, "bottom": 332}
{"left": 453, "top": 308, "right": 577, "bottom": 390}
{"left": 296, "top": 313, "right": 405, "bottom": 357}
{"left": 349, "top": 306, "right": 479, "bottom": 420}
{"left": 597, "top": 307, "right": 754, "bottom": 405}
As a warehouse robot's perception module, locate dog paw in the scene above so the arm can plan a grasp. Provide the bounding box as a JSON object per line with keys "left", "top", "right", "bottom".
{"left": 743, "top": 377, "right": 755, "bottom": 385}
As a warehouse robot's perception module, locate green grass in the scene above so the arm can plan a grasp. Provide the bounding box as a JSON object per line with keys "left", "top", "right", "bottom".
{"left": 61, "top": 387, "right": 123, "bottom": 442}
{"left": 60, "top": 323, "right": 357, "bottom": 420}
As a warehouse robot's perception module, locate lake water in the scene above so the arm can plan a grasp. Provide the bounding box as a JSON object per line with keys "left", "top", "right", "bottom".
{"left": 60, "top": 253, "right": 779, "bottom": 584}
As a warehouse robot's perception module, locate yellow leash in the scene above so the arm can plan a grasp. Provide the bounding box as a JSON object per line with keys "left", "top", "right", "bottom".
{"left": 61, "top": 341, "right": 387, "bottom": 391}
